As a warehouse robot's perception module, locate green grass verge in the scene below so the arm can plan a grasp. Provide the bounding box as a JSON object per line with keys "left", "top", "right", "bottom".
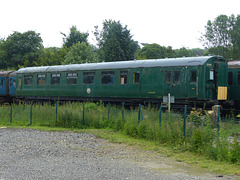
{"left": 79, "top": 129, "right": 240, "bottom": 177}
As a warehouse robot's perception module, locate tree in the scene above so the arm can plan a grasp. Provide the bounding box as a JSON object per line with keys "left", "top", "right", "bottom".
{"left": 61, "top": 26, "right": 89, "bottom": 48}
{"left": 191, "top": 48, "right": 205, "bottom": 56}
{"left": 0, "top": 31, "right": 43, "bottom": 69}
{"left": 35, "top": 46, "right": 68, "bottom": 66}
{"left": 136, "top": 43, "right": 174, "bottom": 59}
{"left": 200, "top": 14, "right": 236, "bottom": 59}
{"left": 231, "top": 15, "right": 240, "bottom": 59}
{"left": 63, "top": 42, "right": 99, "bottom": 64}
{"left": 0, "top": 38, "right": 6, "bottom": 68}
{"left": 94, "top": 20, "right": 139, "bottom": 62}
{"left": 174, "top": 47, "right": 193, "bottom": 57}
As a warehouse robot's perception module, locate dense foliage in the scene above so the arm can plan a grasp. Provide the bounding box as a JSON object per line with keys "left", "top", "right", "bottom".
{"left": 136, "top": 44, "right": 205, "bottom": 59}
{"left": 0, "top": 31, "right": 43, "bottom": 69}
{"left": 34, "top": 47, "right": 68, "bottom": 66}
{"left": 1, "top": 15, "right": 240, "bottom": 69}
{"left": 201, "top": 14, "right": 240, "bottom": 60}
{"left": 136, "top": 44, "right": 174, "bottom": 59}
{"left": 64, "top": 42, "right": 99, "bottom": 64}
{"left": 94, "top": 20, "right": 139, "bottom": 62}
{"left": 61, "top": 25, "right": 89, "bottom": 48}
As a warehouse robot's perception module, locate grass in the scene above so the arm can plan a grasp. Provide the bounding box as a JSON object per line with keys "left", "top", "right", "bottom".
{"left": 77, "top": 129, "right": 240, "bottom": 177}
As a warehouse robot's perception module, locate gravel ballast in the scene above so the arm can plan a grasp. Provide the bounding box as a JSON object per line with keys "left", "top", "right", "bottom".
{"left": 0, "top": 128, "right": 235, "bottom": 180}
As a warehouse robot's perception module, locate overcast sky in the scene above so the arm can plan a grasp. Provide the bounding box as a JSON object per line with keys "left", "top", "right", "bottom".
{"left": 1, "top": 0, "right": 239, "bottom": 49}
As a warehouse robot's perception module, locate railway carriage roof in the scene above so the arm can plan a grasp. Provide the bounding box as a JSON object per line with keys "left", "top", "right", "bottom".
{"left": 228, "top": 61, "right": 240, "bottom": 69}
{"left": 0, "top": 71, "right": 15, "bottom": 77}
{"left": 17, "top": 56, "right": 224, "bottom": 74}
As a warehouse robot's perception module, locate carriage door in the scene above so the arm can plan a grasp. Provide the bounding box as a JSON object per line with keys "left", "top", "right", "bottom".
{"left": 163, "top": 71, "right": 172, "bottom": 96}
{"left": 17, "top": 75, "right": 23, "bottom": 95}
{"left": 0, "top": 77, "right": 6, "bottom": 95}
{"left": 214, "top": 62, "right": 227, "bottom": 100}
{"left": 188, "top": 68, "right": 198, "bottom": 98}
{"left": 9, "top": 77, "right": 16, "bottom": 96}
{"left": 133, "top": 72, "right": 141, "bottom": 97}
{"left": 164, "top": 70, "right": 182, "bottom": 98}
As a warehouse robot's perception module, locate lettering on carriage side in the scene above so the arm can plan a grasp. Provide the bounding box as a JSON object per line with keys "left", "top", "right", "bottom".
{"left": 207, "top": 63, "right": 212, "bottom": 66}
{"left": 148, "top": 92, "right": 155, "bottom": 94}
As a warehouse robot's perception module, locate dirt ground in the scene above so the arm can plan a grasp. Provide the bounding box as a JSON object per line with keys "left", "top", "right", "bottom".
{"left": 0, "top": 128, "right": 236, "bottom": 180}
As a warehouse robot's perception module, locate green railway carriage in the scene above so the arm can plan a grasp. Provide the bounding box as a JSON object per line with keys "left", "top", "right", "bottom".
{"left": 16, "top": 56, "right": 228, "bottom": 106}
{"left": 227, "top": 61, "right": 240, "bottom": 106}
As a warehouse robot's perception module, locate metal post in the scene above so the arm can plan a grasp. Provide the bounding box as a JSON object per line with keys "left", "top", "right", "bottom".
{"left": 138, "top": 104, "right": 141, "bottom": 124}
{"left": 108, "top": 102, "right": 110, "bottom": 121}
{"left": 30, "top": 104, "right": 32, "bottom": 125}
{"left": 183, "top": 105, "right": 187, "bottom": 137}
{"left": 10, "top": 103, "right": 13, "bottom": 123}
{"left": 82, "top": 103, "right": 85, "bottom": 125}
{"left": 122, "top": 102, "right": 125, "bottom": 120}
{"left": 159, "top": 106, "right": 162, "bottom": 127}
{"left": 168, "top": 93, "right": 171, "bottom": 113}
{"left": 55, "top": 101, "right": 58, "bottom": 123}
{"left": 217, "top": 106, "right": 220, "bottom": 136}
{"left": 140, "top": 104, "right": 144, "bottom": 121}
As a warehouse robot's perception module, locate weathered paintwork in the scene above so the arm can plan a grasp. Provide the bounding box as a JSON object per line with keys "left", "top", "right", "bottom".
{"left": 16, "top": 56, "right": 228, "bottom": 104}
{"left": 228, "top": 61, "right": 240, "bottom": 101}
{"left": 0, "top": 71, "right": 16, "bottom": 96}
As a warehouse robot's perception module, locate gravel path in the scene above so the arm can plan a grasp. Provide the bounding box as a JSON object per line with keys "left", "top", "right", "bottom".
{"left": 0, "top": 128, "right": 235, "bottom": 180}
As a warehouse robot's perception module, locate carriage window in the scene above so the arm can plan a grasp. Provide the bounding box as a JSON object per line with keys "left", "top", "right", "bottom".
{"left": 120, "top": 71, "right": 128, "bottom": 85}
{"left": 0, "top": 78, "right": 4, "bottom": 87}
{"left": 164, "top": 71, "right": 171, "bottom": 83}
{"left": 102, "top": 71, "right": 114, "bottom": 84}
{"left": 228, "top": 72, "right": 233, "bottom": 86}
{"left": 83, "top": 72, "right": 95, "bottom": 84}
{"left": 10, "top": 79, "right": 16, "bottom": 87}
{"left": 51, "top": 73, "right": 61, "bottom": 85}
{"left": 10, "top": 79, "right": 12, "bottom": 86}
{"left": 12, "top": 79, "right": 16, "bottom": 87}
{"left": 133, "top": 72, "right": 139, "bottom": 84}
{"left": 24, "top": 75, "right": 33, "bottom": 85}
{"left": 67, "top": 73, "right": 78, "bottom": 85}
{"left": 173, "top": 71, "right": 180, "bottom": 83}
{"left": 210, "top": 70, "right": 214, "bottom": 80}
{"left": 190, "top": 71, "right": 197, "bottom": 83}
{"left": 37, "top": 74, "right": 46, "bottom": 85}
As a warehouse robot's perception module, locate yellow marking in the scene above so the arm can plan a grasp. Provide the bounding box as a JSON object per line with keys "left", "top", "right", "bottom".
{"left": 148, "top": 92, "right": 155, "bottom": 94}
{"left": 218, "top": 86, "right": 227, "bottom": 100}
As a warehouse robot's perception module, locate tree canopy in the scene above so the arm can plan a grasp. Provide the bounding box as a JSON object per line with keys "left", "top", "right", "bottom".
{"left": 136, "top": 44, "right": 203, "bottom": 59}
{"left": 61, "top": 26, "right": 89, "bottom": 48}
{"left": 200, "top": 14, "right": 240, "bottom": 60}
{"left": 136, "top": 44, "right": 174, "bottom": 59}
{"left": 2, "top": 16, "right": 240, "bottom": 70}
{"left": 231, "top": 15, "right": 240, "bottom": 59}
{"left": 35, "top": 47, "right": 68, "bottom": 66}
{"left": 0, "top": 31, "right": 43, "bottom": 69}
{"left": 94, "top": 20, "right": 139, "bottom": 62}
{"left": 63, "top": 42, "right": 99, "bottom": 64}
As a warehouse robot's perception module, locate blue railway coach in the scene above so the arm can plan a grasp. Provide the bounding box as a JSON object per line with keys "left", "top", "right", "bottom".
{"left": 0, "top": 71, "right": 16, "bottom": 102}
